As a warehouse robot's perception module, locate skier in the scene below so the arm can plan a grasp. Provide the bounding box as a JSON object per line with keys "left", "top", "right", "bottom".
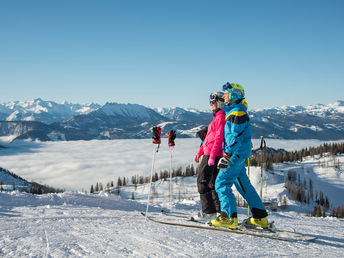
{"left": 210, "top": 82, "right": 268, "bottom": 229}
{"left": 192, "top": 92, "right": 226, "bottom": 221}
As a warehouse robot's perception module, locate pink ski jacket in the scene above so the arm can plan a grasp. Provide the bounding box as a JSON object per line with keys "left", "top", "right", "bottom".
{"left": 197, "top": 109, "right": 225, "bottom": 161}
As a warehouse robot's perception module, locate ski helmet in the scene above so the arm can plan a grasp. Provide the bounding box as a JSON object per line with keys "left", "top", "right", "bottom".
{"left": 209, "top": 91, "right": 225, "bottom": 108}
{"left": 222, "top": 82, "right": 245, "bottom": 102}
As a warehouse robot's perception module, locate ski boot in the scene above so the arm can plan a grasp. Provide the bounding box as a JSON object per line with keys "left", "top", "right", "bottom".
{"left": 191, "top": 211, "right": 217, "bottom": 222}
{"left": 209, "top": 212, "right": 238, "bottom": 229}
{"left": 244, "top": 216, "right": 269, "bottom": 229}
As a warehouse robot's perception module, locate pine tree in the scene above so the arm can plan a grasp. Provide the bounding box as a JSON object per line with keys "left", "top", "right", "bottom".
{"left": 309, "top": 179, "right": 313, "bottom": 201}
{"left": 90, "top": 185, "right": 94, "bottom": 194}
{"left": 117, "top": 177, "right": 122, "bottom": 187}
{"left": 95, "top": 182, "right": 99, "bottom": 192}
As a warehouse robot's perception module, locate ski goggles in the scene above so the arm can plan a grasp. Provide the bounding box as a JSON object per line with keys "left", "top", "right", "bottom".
{"left": 222, "top": 82, "right": 232, "bottom": 91}
{"left": 209, "top": 94, "right": 224, "bottom": 104}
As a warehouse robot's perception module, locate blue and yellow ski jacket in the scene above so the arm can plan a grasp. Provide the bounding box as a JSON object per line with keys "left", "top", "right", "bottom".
{"left": 222, "top": 99, "right": 252, "bottom": 164}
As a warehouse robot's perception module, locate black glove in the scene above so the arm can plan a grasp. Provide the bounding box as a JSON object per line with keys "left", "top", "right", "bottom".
{"left": 167, "top": 130, "right": 176, "bottom": 146}
{"left": 217, "top": 153, "right": 232, "bottom": 169}
{"left": 152, "top": 126, "right": 161, "bottom": 144}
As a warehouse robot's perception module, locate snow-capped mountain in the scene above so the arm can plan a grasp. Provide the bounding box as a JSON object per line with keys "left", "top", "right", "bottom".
{"left": 0, "top": 98, "right": 100, "bottom": 124}
{"left": 55, "top": 103, "right": 168, "bottom": 140}
{"left": 99, "top": 103, "right": 166, "bottom": 122}
{"left": 250, "top": 100, "right": 344, "bottom": 140}
{"left": 0, "top": 99, "right": 343, "bottom": 141}
{"left": 153, "top": 107, "right": 210, "bottom": 121}
{"left": 253, "top": 100, "right": 344, "bottom": 117}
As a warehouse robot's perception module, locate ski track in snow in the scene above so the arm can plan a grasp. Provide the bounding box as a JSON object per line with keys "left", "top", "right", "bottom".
{"left": 1, "top": 192, "right": 344, "bottom": 257}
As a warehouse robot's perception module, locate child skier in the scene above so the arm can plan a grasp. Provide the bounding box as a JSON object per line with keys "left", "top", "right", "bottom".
{"left": 210, "top": 82, "right": 268, "bottom": 229}
{"left": 192, "top": 92, "right": 225, "bottom": 221}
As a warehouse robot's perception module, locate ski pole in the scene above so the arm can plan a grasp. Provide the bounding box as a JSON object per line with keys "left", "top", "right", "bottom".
{"left": 167, "top": 130, "right": 176, "bottom": 203}
{"left": 169, "top": 147, "right": 173, "bottom": 202}
{"left": 247, "top": 157, "right": 250, "bottom": 217}
{"left": 145, "top": 126, "right": 161, "bottom": 219}
{"left": 145, "top": 144, "right": 159, "bottom": 218}
{"left": 260, "top": 136, "right": 266, "bottom": 200}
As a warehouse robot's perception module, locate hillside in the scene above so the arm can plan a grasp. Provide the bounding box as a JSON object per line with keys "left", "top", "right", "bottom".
{"left": 0, "top": 163, "right": 343, "bottom": 256}
{"left": 0, "top": 167, "right": 62, "bottom": 194}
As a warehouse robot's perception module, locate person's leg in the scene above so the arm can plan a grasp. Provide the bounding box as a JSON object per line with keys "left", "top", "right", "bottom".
{"left": 215, "top": 162, "right": 241, "bottom": 218}
{"left": 197, "top": 155, "right": 216, "bottom": 214}
{"left": 234, "top": 163, "right": 267, "bottom": 219}
{"left": 209, "top": 156, "right": 221, "bottom": 213}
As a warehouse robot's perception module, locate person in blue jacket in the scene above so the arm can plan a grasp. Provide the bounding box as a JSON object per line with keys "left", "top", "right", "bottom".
{"left": 210, "top": 82, "right": 268, "bottom": 229}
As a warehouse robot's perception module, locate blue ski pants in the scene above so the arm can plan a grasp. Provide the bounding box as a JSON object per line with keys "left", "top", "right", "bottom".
{"left": 215, "top": 158, "right": 266, "bottom": 218}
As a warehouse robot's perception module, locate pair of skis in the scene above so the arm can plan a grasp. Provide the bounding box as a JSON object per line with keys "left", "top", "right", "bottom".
{"left": 142, "top": 211, "right": 316, "bottom": 242}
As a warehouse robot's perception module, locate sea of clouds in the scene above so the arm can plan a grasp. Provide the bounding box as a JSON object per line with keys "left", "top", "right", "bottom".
{"left": 0, "top": 138, "right": 342, "bottom": 191}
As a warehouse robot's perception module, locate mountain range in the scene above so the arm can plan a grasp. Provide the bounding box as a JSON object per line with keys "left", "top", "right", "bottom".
{"left": 0, "top": 99, "right": 343, "bottom": 142}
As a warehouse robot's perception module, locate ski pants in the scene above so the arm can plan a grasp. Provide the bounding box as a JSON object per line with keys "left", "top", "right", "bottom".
{"left": 197, "top": 155, "right": 221, "bottom": 214}
{"left": 215, "top": 158, "right": 267, "bottom": 218}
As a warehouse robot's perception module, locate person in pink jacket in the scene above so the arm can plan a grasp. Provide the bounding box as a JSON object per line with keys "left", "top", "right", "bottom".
{"left": 192, "top": 92, "right": 225, "bottom": 221}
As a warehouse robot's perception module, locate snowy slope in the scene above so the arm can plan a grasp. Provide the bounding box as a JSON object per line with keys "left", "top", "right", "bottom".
{"left": 0, "top": 167, "right": 31, "bottom": 192}
{"left": 0, "top": 190, "right": 343, "bottom": 257}
{"left": 1, "top": 138, "right": 344, "bottom": 256}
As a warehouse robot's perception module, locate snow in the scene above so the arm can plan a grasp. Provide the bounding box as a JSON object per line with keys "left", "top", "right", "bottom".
{"left": 0, "top": 139, "right": 344, "bottom": 256}
{"left": 100, "top": 103, "right": 159, "bottom": 120}
{"left": 0, "top": 189, "right": 343, "bottom": 256}
{"left": 0, "top": 99, "right": 100, "bottom": 124}
{"left": 252, "top": 100, "right": 344, "bottom": 117}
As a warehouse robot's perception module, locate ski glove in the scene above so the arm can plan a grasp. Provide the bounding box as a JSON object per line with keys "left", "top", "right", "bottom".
{"left": 208, "top": 158, "right": 215, "bottom": 166}
{"left": 152, "top": 126, "right": 161, "bottom": 144}
{"left": 195, "top": 155, "right": 200, "bottom": 163}
{"left": 217, "top": 153, "right": 233, "bottom": 169}
{"left": 167, "top": 130, "right": 176, "bottom": 146}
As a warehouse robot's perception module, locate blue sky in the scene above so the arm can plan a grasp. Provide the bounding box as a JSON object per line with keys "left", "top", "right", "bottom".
{"left": 0, "top": 0, "right": 343, "bottom": 110}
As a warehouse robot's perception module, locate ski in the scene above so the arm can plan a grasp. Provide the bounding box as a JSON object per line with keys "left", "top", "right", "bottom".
{"left": 159, "top": 210, "right": 316, "bottom": 241}
{"left": 160, "top": 210, "right": 191, "bottom": 219}
{"left": 142, "top": 212, "right": 295, "bottom": 242}
{"left": 239, "top": 219, "right": 316, "bottom": 241}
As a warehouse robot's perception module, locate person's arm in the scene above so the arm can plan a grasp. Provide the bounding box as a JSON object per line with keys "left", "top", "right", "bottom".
{"left": 225, "top": 110, "right": 249, "bottom": 164}
{"left": 208, "top": 114, "right": 225, "bottom": 165}
{"left": 195, "top": 144, "right": 204, "bottom": 163}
